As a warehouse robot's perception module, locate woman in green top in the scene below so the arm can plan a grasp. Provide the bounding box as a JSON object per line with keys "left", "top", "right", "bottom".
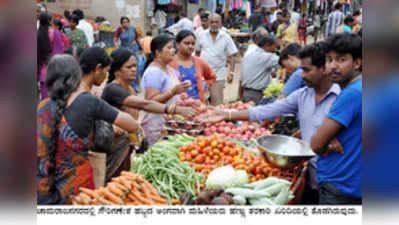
{"left": 68, "top": 14, "right": 88, "bottom": 48}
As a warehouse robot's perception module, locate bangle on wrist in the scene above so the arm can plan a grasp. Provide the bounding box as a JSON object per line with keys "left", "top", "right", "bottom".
{"left": 167, "top": 104, "right": 173, "bottom": 114}
{"left": 164, "top": 104, "right": 169, "bottom": 114}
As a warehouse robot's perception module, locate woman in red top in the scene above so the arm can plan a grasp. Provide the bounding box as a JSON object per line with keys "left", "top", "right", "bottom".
{"left": 298, "top": 13, "right": 307, "bottom": 46}
{"left": 168, "top": 30, "right": 217, "bottom": 103}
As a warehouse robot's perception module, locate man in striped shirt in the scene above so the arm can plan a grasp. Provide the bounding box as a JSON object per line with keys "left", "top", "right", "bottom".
{"left": 325, "top": 3, "right": 344, "bottom": 38}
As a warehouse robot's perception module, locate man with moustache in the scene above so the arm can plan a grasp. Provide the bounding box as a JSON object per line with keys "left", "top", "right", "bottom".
{"left": 195, "top": 14, "right": 238, "bottom": 106}
{"left": 311, "top": 33, "right": 362, "bottom": 205}
{"left": 201, "top": 42, "right": 342, "bottom": 203}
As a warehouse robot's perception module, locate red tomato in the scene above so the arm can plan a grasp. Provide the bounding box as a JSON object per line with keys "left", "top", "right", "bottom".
{"left": 185, "top": 154, "right": 192, "bottom": 161}
{"left": 210, "top": 141, "right": 218, "bottom": 148}
{"left": 208, "top": 151, "right": 214, "bottom": 157}
{"left": 205, "top": 158, "right": 211, "bottom": 165}
{"left": 198, "top": 141, "right": 206, "bottom": 148}
{"left": 186, "top": 143, "right": 195, "bottom": 151}
{"left": 217, "top": 144, "right": 224, "bottom": 150}
{"left": 222, "top": 146, "right": 230, "bottom": 154}
{"left": 191, "top": 150, "right": 199, "bottom": 157}
{"left": 227, "top": 142, "right": 236, "bottom": 148}
{"left": 197, "top": 155, "right": 205, "bottom": 164}
{"left": 203, "top": 146, "right": 212, "bottom": 154}
{"left": 255, "top": 166, "right": 262, "bottom": 175}
{"left": 213, "top": 155, "right": 220, "bottom": 162}
{"left": 230, "top": 149, "right": 238, "bottom": 157}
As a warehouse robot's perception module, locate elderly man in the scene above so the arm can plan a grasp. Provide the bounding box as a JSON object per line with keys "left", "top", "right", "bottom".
{"left": 240, "top": 35, "right": 280, "bottom": 104}
{"left": 245, "top": 27, "right": 269, "bottom": 57}
{"left": 196, "top": 14, "right": 238, "bottom": 106}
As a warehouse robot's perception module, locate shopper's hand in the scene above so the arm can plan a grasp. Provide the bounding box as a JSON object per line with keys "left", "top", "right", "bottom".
{"left": 113, "top": 124, "right": 126, "bottom": 136}
{"left": 199, "top": 109, "right": 227, "bottom": 123}
{"left": 176, "top": 106, "right": 198, "bottom": 118}
{"left": 173, "top": 80, "right": 191, "bottom": 95}
{"left": 327, "top": 137, "right": 344, "bottom": 154}
{"left": 227, "top": 72, "right": 234, "bottom": 84}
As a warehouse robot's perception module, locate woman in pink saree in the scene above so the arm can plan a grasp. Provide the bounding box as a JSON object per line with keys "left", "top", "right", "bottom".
{"left": 141, "top": 34, "right": 195, "bottom": 146}
{"left": 37, "top": 12, "right": 65, "bottom": 100}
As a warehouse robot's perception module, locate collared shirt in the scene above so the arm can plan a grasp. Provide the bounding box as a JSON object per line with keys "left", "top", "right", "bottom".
{"left": 77, "top": 19, "right": 94, "bottom": 47}
{"left": 196, "top": 30, "right": 238, "bottom": 80}
{"left": 167, "top": 17, "right": 194, "bottom": 34}
{"left": 249, "top": 84, "right": 341, "bottom": 143}
{"left": 193, "top": 14, "right": 201, "bottom": 29}
{"left": 244, "top": 43, "right": 257, "bottom": 57}
{"left": 325, "top": 10, "right": 344, "bottom": 37}
{"left": 240, "top": 46, "right": 279, "bottom": 91}
{"left": 282, "top": 67, "right": 306, "bottom": 96}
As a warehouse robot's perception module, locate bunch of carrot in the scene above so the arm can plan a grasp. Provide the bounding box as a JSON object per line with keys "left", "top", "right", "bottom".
{"left": 72, "top": 171, "right": 178, "bottom": 205}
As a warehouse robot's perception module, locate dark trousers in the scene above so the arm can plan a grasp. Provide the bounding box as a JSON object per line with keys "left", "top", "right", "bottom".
{"left": 319, "top": 182, "right": 362, "bottom": 205}
{"left": 243, "top": 87, "right": 263, "bottom": 104}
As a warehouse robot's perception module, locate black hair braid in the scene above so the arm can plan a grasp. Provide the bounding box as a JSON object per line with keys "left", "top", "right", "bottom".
{"left": 44, "top": 55, "right": 82, "bottom": 200}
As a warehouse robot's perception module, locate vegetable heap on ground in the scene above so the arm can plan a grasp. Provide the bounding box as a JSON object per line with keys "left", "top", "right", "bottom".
{"left": 72, "top": 172, "right": 172, "bottom": 205}
{"left": 131, "top": 134, "right": 206, "bottom": 201}
{"left": 178, "top": 135, "right": 272, "bottom": 182}
{"left": 227, "top": 177, "right": 294, "bottom": 205}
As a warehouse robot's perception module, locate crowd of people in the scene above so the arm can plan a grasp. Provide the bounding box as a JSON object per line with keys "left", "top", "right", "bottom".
{"left": 36, "top": 2, "right": 362, "bottom": 206}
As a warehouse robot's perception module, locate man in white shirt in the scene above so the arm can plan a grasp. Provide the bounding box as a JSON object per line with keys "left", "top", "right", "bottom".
{"left": 195, "top": 14, "right": 238, "bottom": 106}
{"left": 290, "top": 8, "right": 301, "bottom": 28}
{"left": 167, "top": 13, "right": 194, "bottom": 35}
{"left": 195, "top": 13, "right": 210, "bottom": 37}
{"left": 193, "top": 8, "right": 205, "bottom": 30}
{"left": 244, "top": 27, "right": 269, "bottom": 57}
{"left": 73, "top": 9, "right": 94, "bottom": 47}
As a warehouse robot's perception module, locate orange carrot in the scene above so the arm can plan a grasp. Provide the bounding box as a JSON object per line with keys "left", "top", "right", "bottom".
{"left": 171, "top": 199, "right": 180, "bottom": 205}
{"left": 79, "top": 192, "right": 93, "bottom": 203}
{"left": 107, "top": 182, "right": 124, "bottom": 197}
{"left": 97, "top": 196, "right": 113, "bottom": 205}
{"left": 113, "top": 182, "right": 128, "bottom": 193}
{"left": 151, "top": 195, "right": 167, "bottom": 204}
{"left": 79, "top": 187, "right": 99, "bottom": 199}
{"left": 103, "top": 188, "right": 123, "bottom": 205}
{"left": 113, "top": 177, "right": 132, "bottom": 189}
{"left": 128, "top": 186, "right": 153, "bottom": 205}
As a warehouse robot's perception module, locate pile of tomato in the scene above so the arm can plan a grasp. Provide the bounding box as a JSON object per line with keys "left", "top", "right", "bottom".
{"left": 178, "top": 135, "right": 273, "bottom": 182}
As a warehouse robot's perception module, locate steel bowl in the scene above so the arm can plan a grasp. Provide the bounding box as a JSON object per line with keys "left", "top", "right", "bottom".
{"left": 256, "top": 135, "right": 316, "bottom": 169}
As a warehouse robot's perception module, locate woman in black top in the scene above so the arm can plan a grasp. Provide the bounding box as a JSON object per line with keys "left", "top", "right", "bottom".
{"left": 102, "top": 48, "right": 197, "bottom": 132}
{"left": 37, "top": 51, "right": 139, "bottom": 204}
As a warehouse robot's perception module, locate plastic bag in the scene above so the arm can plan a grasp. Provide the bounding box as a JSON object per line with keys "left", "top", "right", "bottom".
{"left": 93, "top": 120, "right": 114, "bottom": 154}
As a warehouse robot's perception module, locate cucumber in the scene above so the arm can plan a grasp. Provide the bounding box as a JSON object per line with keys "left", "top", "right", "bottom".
{"left": 244, "top": 177, "right": 291, "bottom": 190}
{"left": 273, "top": 186, "right": 291, "bottom": 205}
{"left": 261, "top": 183, "right": 287, "bottom": 197}
{"left": 225, "top": 188, "right": 269, "bottom": 199}
{"left": 249, "top": 197, "right": 276, "bottom": 206}
{"left": 232, "top": 195, "right": 247, "bottom": 205}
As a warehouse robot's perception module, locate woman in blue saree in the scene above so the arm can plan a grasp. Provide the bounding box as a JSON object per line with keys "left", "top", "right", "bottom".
{"left": 114, "top": 17, "right": 143, "bottom": 92}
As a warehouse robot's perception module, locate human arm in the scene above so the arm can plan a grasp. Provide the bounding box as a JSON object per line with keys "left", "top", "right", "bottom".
{"left": 239, "top": 80, "right": 244, "bottom": 99}
{"left": 226, "top": 35, "right": 238, "bottom": 83}
{"left": 311, "top": 87, "right": 362, "bottom": 155}
{"left": 203, "top": 90, "right": 300, "bottom": 123}
{"left": 200, "top": 59, "right": 217, "bottom": 88}
{"left": 114, "top": 27, "right": 122, "bottom": 48}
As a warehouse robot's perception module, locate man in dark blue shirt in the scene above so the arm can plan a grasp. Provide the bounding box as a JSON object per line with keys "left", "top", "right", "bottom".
{"left": 278, "top": 43, "right": 307, "bottom": 98}
{"left": 310, "top": 33, "right": 362, "bottom": 205}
